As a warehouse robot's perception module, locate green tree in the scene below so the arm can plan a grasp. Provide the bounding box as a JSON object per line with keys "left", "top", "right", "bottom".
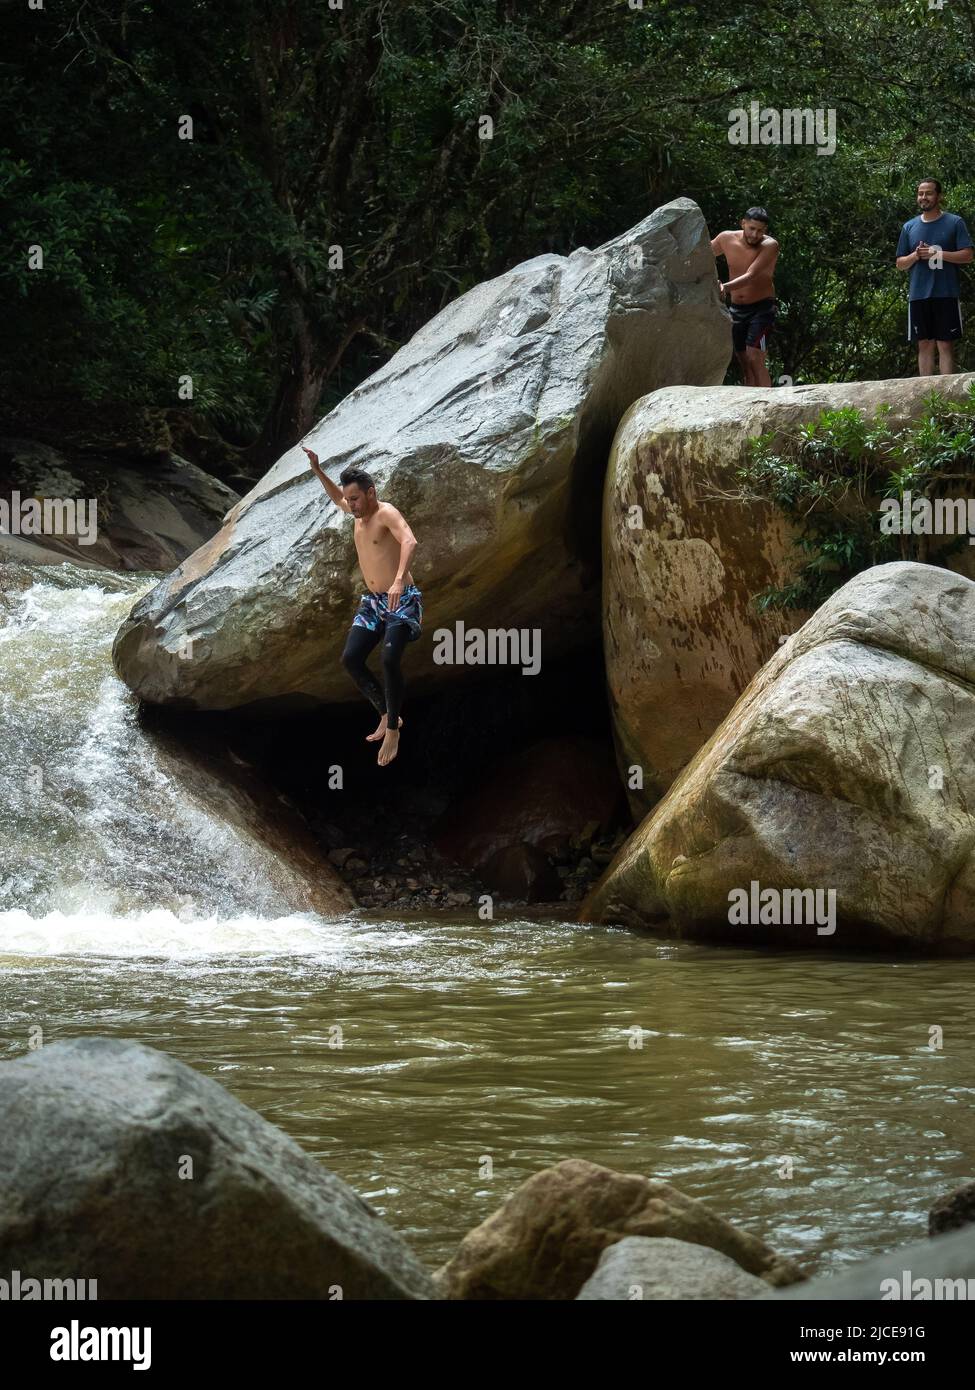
{"left": 3, "top": 0, "right": 975, "bottom": 464}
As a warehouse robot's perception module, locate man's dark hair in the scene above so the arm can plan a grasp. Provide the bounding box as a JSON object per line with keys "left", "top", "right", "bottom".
{"left": 744, "top": 206, "right": 770, "bottom": 225}
{"left": 339, "top": 466, "right": 376, "bottom": 491}
{"left": 918, "top": 177, "right": 942, "bottom": 196}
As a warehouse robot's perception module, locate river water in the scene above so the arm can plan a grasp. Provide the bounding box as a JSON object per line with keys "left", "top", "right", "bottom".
{"left": 1, "top": 565, "right": 973, "bottom": 1276}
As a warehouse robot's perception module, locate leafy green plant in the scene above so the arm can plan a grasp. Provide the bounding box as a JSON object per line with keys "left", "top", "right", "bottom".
{"left": 737, "top": 384, "right": 975, "bottom": 610}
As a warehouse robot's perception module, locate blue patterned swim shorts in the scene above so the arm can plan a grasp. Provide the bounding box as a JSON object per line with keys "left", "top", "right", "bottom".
{"left": 352, "top": 583, "right": 423, "bottom": 642}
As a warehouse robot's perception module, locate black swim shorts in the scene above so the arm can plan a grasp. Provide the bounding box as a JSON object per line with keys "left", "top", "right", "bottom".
{"left": 730, "top": 297, "right": 777, "bottom": 353}
{"left": 907, "top": 297, "right": 963, "bottom": 343}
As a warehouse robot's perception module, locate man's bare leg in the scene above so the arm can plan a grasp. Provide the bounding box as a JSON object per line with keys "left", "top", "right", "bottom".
{"left": 735, "top": 350, "right": 752, "bottom": 385}
{"left": 745, "top": 345, "right": 772, "bottom": 387}
{"left": 917, "top": 339, "right": 936, "bottom": 376}
{"left": 936, "top": 340, "right": 956, "bottom": 375}
{"left": 376, "top": 624, "right": 410, "bottom": 765}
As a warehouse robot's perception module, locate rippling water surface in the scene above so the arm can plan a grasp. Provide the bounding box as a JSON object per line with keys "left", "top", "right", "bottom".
{"left": 2, "top": 909, "right": 971, "bottom": 1274}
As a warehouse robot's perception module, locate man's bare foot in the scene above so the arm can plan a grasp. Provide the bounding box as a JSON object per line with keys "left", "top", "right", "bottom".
{"left": 378, "top": 728, "right": 400, "bottom": 766}
{"left": 366, "top": 714, "right": 403, "bottom": 743}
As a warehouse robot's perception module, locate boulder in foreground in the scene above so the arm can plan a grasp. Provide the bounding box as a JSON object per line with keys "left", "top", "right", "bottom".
{"left": 576, "top": 1235, "right": 769, "bottom": 1300}
{"left": 0, "top": 1038, "right": 432, "bottom": 1299}
{"left": 435, "top": 1157, "right": 801, "bottom": 1299}
{"left": 929, "top": 1180, "right": 975, "bottom": 1237}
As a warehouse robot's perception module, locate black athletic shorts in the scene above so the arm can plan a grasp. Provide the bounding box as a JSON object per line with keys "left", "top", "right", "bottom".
{"left": 907, "top": 297, "right": 963, "bottom": 342}
{"left": 730, "top": 297, "right": 777, "bottom": 352}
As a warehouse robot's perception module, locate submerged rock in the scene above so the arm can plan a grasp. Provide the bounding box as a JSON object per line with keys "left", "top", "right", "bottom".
{"left": 435, "top": 1157, "right": 801, "bottom": 1299}
{"left": 601, "top": 373, "right": 975, "bottom": 813}
{"left": 0, "top": 1038, "right": 433, "bottom": 1299}
{"left": 576, "top": 1235, "right": 769, "bottom": 1300}
{"left": 112, "top": 198, "right": 729, "bottom": 712}
{"left": 582, "top": 562, "right": 975, "bottom": 951}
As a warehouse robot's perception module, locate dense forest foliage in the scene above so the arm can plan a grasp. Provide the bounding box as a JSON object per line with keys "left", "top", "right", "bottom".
{"left": 4, "top": 0, "right": 975, "bottom": 467}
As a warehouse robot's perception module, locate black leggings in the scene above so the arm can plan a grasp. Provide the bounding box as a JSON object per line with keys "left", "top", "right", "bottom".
{"left": 340, "top": 623, "right": 411, "bottom": 730}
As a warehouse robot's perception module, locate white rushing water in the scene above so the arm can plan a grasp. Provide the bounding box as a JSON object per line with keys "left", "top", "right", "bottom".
{"left": 0, "top": 562, "right": 329, "bottom": 944}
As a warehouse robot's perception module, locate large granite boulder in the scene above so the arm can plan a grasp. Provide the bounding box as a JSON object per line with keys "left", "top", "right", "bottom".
{"left": 112, "top": 198, "right": 730, "bottom": 712}
{"left": 0, "top": 437, "right": 240, "bottom": 572}
{"left": 603, "top": 374, "right": 975, "bottom": 812}
{"left": 0, "top": 1038, "right": 433, "bottom": 1299}
{"left": 576, "top": 1235, "right": 769, "bottom": 1300}
{"left": 581, "top": 562, "right": 975, "bottom": 951}
{"left": 435, "top": 1158, "right": 801, "bottom": 1299}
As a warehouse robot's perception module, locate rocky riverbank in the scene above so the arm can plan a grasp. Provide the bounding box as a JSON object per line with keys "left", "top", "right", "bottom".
{"left": 1, "top": 1038, "right": 970, "bottom": 1301}
{"left": 308, "top": 800, "right": 627, "bottom": 914}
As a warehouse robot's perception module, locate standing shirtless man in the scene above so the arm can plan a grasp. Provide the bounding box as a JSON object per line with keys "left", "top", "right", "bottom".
{"left": 303, "top": 447, "right": 421, "bottom": 766}
{"left": 711, "top": 207, "right": 780, "bottom": 387}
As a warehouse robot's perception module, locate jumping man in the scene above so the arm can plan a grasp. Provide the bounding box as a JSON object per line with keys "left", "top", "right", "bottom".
{"left": 303, "top": 448, "right": 421, "bottom": 766}
{"left": 711, "top": 207, "right": 779, "bottom": 387}
{"left": 896, "top": 177, "right": 973, "bottom": 376}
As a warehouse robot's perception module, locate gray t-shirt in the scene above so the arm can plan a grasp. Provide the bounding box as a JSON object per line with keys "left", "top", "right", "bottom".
{"left": 896, "top": 212, "right": 973, "bottom": 300}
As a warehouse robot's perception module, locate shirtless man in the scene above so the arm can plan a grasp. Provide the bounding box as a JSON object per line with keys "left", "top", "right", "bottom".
{"left": 710, "top": 207, "right": 780, "bottom": 387}
{"left": 303, "top": 447, "right": 420, "bottom": 766}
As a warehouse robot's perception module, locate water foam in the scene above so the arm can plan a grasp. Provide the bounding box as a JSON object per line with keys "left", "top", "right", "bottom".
{"left": 0, "top": 906, "right": 347, "bottom": 961}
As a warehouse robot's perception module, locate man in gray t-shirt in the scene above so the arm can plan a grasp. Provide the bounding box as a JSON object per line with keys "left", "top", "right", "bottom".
{"left": 896, "top": 177, "right": 973, "bottom": 376}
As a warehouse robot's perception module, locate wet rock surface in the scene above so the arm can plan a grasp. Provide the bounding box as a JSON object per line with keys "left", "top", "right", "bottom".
{"left": 584, "top": 562, "right": 975, "bottom": 952}
{"left": 112, "top": 198, "right": 729, "bottom": 711}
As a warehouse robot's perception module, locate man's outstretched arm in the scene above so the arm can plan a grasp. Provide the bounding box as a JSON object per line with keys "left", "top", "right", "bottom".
{"left": 302, "top": 446, "right": 350, "bottom": 513}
